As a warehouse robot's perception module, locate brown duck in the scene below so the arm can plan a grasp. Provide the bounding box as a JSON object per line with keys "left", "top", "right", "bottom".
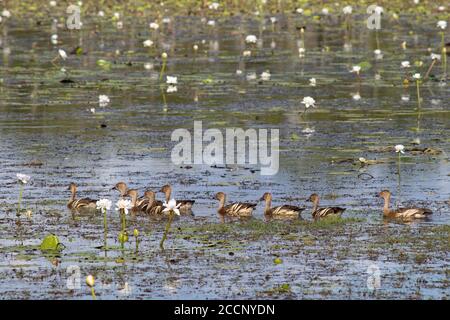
{"left": 260, "top": 192, "right": 305, "bottom": 218}
{"left": 160, "top": 184, "right": 195, "bottom": 212}
{"left": 379, "top": 190, "right": 432, "bottom": 219}
{"left": 112, "top": 182, "right": 128, "bottom": 197}
{"left": 67, "top": 183, "right": 97, "bottom": 210}
{"left": 142, "top": 190, "right": 164, "bottom": 215}
{"left": 126, "top": 189, "right": 150, "bottom": 212}
{"left": 215, "top": 192, "right": 256, "bottom": 217}
{"left": 307, "top": 193, "right": 346, "bottom": 219}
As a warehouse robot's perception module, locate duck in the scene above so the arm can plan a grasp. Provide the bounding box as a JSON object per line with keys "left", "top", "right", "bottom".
{"left": 378, "top": 190, "right": 432, "bottom": 219}
{"left": 112, "top": 182, "right": 128, "bottom": 197}
{"left": 160, "top": 184, "right": 195, "bottom": 213}
{"left": 126, "top": 189, "right": 149, "bottom": 212}
{"left": 215, "top": 192, "right": 257, "bottom": 217}
{"left": 307, "top": 193, "right": 346, "bottom": 219}
{"left": 67, "top": 183, "right": 97, "bottom": 210}
{"left": 143, "top": 190, "right": 164, "bottom": 215}
{"left": 260, "top": 192, "right": 305, "bottom": 218}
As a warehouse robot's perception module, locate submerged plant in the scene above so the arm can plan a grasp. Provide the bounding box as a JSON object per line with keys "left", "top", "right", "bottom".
{"left": 437, "top": 21, "right": 447, "bottom": 78}
{"left": 159, "top": 199, "right": 181, "bottom": 250}
{"left": 413, "top": 73, "right": 421, "bottom": 108}
{"left": 16, "top": 174, "right": 30, "bottom": 216}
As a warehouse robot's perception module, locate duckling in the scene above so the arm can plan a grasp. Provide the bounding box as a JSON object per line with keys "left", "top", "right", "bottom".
{"left": 143, "top": 190, "right": 164, "bottom": 215}
{"left": 378, "top": 190, "right": 432, "bottom": 219}
{"left": 215, "top": 192, "right": 256, "bottom": 217}
{"left": 307, "top": 193, "right": 346, "bottom": 219}
{"left": 126, "top": 189, "right": 149, "bottom": 212}
{"left": 112, "top": 182, "right": 128, "bottom": 197}
{"left": 67, "top": 183, "right": 97, "bottom": 210}
{"left": 260, "top": 192, "right": 305, "bottom": 218}
{"left": 160, "top": 184, "right": 195, "bottom": 213}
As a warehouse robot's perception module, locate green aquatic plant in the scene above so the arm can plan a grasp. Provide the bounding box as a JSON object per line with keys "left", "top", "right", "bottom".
{"left": 394, "top": 144, "right": 405, "bottom": 205}
{"left": 86, "top": 275, "right": 96, "bottom": 300}
{"left": 159, "top": 199, "right": 181, "bottom": 250}
{"left": 134, "top": 228, "right": 139, "bottom": 252}
{"left": 16, "top": 174, "right": 30, "bottom": 216}
{"left": 159, "top": 52, "right": 168, "bottom": 81}
{"left": 40, "top": 234, "right": 64, "bottom": 252}
{"left": 115, "top": 199, "right": 132, "bottom": 249}
{"left": 96, "top": 199, "right": 112, "bottom": 254}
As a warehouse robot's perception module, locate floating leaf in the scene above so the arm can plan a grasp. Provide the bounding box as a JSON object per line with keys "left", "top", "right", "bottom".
{"left": 40, "top": 234, "right": 64, "bottom": 251}
{"left": 274, "top": 257, "right": 283, "bottom": 265}
{"left": 96, "top": 59, "right": 111, "bottom": 69}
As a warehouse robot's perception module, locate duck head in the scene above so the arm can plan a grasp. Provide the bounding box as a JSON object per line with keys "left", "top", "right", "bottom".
{"left": 260, "top": 192, "right": 272, "bottom": 202}
{"left": 378, "top": 190, "right": 391, "bottom": 200}
{"left": 112, "top": 182, "right": 128, "bottom": 196}
{"left": 307, "top": 193, "right": 319, "bottom": 203}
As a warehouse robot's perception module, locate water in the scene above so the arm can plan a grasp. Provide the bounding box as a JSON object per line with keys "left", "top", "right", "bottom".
{"left": 0, "top": 12, "right": 449, "bottom": 299}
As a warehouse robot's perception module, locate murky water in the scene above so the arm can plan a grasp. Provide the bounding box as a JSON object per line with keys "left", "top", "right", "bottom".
{"left": 0, "top": 11, "right": 449, "bottom": 299}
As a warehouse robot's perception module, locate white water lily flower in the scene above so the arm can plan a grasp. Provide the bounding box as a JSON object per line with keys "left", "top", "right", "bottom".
{"left": 343, "top": 5, "right": 352, "bottom": 15}
{"left": 193, "top": 44, "right": 198, "bottom": 51}
{"left": 166, "top": 76, "right": 178, "bottom": 84}
{"left": 143, "top": 39, "right": 153, "bottom": 47}
{"left": 58, "top": 49, "right": 67, "bottom": 60}
{"left": 17, "top": 174, "right": 31, "bottom": 184}
{"left": 162, "top": 199, "right": 181, "bottom": 216}
{"left": 99, "top": 95, "right": 110, "bottom": 107}
{"left": 116, "top": 21, "right": 123, "bottom": 29}
{"left": 162, "top": 17, "right": 171, "bottom": 24}
{"left": 302, "top": 127, "right": 315, "bottom": 134}
{"left": 296, "top": 8, "right": 304, "bottom": 14}
{"left": 309, "top": 78, "right": 316, "bottom": 86}
{"left": 114, "top": 12, "right": 120, "bottom": 19}
{"left": 401, "top": 94, "right": 410, "bottom": 102}
{"left": 96, "top": 199, "right": 112, "bottom": 211}
{"left": 438, "top": 6, "right": 445, "bottom": 12}
{"left": 236, "top": 69, "right": 243, "bottom": 75}
{"left": 51, "top": 34, "right": 58, "bottom": 44}
{"left": 270, "top": 17, "right": 277, "bottom": 24}
{"left": 144, "top": 62, "right": 153, "bottom": 70}
{"left": 149, "top": 22, "right": 159, "bottom": 30}
{"left": 115, "top": 199, "right": 133, "bottom": 215}
{"left": 2, "top": 9, "right": 11, "bottom": 18}
{"left": 260, "top": 71, "right": 271, "bottom": 81}
{"left": 49, "top": 1, "right": 57, "bottom": 7}
{"left": 245, "top": 35, "right": 257, "bottom": 44}
{"left": 98, "top": 10, "right": 105, "bottom": 17}
{"left": 401, "top": 61, "right": 410, "bottom": 68}
{"left": 166, "top": 85, "right": 177, "bottom": 93}
{"left": 207, "top": 20, "right": 216, "bottom": 27}
{"left": 359, "top": 157, "right": 367, "bottom": 163}
{"left": 374, "top": 49, "right": 383, "bottom": 60}
{"left": 322, "top": 8, "right": 329, "bottom": 15}
{"left": 301, "top": 96, "right": 316, "bottom": 108}
{"left": 243, "top": 50, "right": 251, "bottom": 57}
{"left": 298, "top": 47, "right": 306, "bottom": 57}
{"left": 209, "top": 2, "right": 219, "bottom": 10}
{"left": 89, "top": 108, "right": 96, "bottom": 114}
{"left": 413, "top": 73, "right": 421, "bottom": 80}
{"left": 395, "top": 144, "right": 405, "bottom": 154}
{"left": 437, "top": 20, "right": 447, "bottom": 30}
{"left": 351, "top": 65, "right": 361, "bottom": 74}
{"left": 352, "top": 93, "right": 361, "bottom": 100}
{"left": 430, "top": 53, "right": 441, "bottom": 61}
{"left": 86, "top": 275, "right": 95, "bottom": 287}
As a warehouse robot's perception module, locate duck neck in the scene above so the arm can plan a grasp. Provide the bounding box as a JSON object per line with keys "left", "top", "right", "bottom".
{"left": 165, "top": 189, "right": 171, "bottom": 202}
{"left": 218, "top": 196, "right": 226, "bottom": 210}
{"left": 130, "top": 194, "right": 137, "bottom": 208}
{"left": 70, "top": 189, "right": 76, "bottom": 202}
{"left": 312, "top": 198, "right": 319, "bottom": 212}
{"left": 383, "top": 196, "right": 391, "bottom": 215}
{"left": 264, "top": 199, "right": 272, "bottom": 213}
{"left": 147, "top": 194, "right": 155, "bottom": 207}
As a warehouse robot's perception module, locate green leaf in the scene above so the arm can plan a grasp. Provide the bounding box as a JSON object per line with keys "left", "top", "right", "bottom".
{"left": 40, "top": 234, "right": 63, "bottom": 251}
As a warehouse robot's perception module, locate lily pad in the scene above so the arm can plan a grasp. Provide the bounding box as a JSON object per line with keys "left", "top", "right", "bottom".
{"left": 40, "top": 234, "right": 64, "bottom": 252}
